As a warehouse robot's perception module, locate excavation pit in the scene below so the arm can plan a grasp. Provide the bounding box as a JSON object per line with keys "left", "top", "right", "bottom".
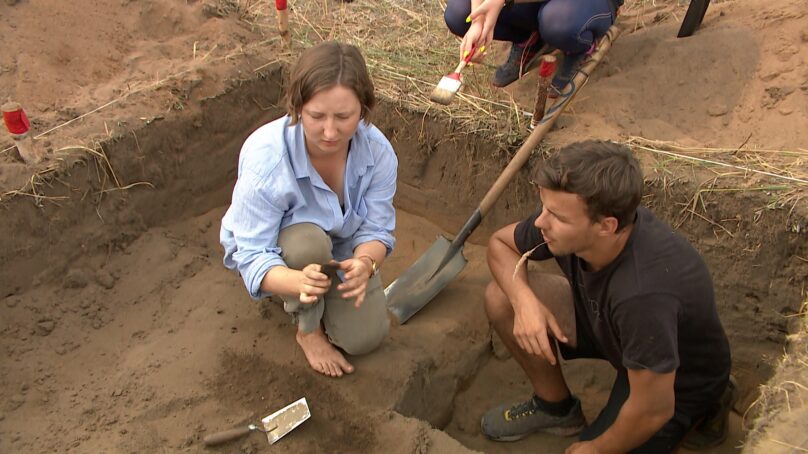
{"left": 0, "top": 67, "right": 805, "bottom": 453}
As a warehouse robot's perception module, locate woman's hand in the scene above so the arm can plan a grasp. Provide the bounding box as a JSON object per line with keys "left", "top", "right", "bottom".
{"left": 460, "top": 0, "right": 504, "bottom": 62}
{"left": 336, "top": 257, "right": 373, "bottom": 308}
{"left": 460, "top": 21, "right": 487, "bottom": 63}
{"left": 297, "top": 263, "right": 332, "bottom": 304}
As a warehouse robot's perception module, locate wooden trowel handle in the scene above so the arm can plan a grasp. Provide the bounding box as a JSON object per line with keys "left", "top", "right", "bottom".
{"left": 203, "top": 426, "right": 253, "bottom": 446}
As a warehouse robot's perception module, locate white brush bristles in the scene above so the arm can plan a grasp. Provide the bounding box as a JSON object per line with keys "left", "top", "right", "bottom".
{"left": 436, "top": 76, "right": 462, "bottom": 93}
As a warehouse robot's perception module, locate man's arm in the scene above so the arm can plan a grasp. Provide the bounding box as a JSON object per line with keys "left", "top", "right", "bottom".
{"left": 567, "top": 369, "right": 676, "bottom": 453}
{"left": 487, "top": 223, "right": 567, "bottom": 364}
{"left": 487, "top": 223, "right": 535, "bottom": 310}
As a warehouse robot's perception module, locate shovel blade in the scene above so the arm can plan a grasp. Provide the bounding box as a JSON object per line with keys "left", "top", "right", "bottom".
{"left": 385, "top": 235, "right": 468, "bottom": 324}
{"left": 261, "top": 397, "right": 311, "bottom": 445}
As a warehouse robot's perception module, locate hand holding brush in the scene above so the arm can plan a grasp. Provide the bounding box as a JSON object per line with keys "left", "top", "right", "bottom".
{"left": 429, "top": 45, "right": 478, "bottom": 105}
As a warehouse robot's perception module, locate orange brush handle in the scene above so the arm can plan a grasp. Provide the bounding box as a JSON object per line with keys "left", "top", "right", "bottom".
{"left": 451, "top": 44, "right": 478, "bottom": 75}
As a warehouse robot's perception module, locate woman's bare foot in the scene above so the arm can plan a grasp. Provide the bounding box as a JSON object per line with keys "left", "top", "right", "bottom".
{"left": 295, "top": 328, "right": 354, "bottom": 377}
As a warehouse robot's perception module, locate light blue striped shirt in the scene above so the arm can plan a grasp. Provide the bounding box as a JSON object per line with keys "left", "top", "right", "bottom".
{"left": 220, "top": 115, "right": 397, "bottom": 299}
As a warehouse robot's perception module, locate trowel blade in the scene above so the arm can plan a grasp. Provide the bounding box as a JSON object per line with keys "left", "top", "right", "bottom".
{"left": 260, "top": 397, "right": 311, "bottom": 444}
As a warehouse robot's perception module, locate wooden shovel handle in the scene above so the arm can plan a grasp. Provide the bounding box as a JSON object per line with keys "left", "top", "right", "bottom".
{"left": 203, "top": 426, "right": 253, "bottom": 446}
{"left": 478, "top": 25, "right": 620, "bottom": 216}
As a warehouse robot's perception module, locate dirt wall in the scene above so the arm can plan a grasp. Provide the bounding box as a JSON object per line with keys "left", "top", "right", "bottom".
{"left": 742, "top": 297, "right": 807, "bottom": 453}
{"left": 373, "top": 103, "right": 807, "bottom": 411}
{"left": 0, "top": 65, "right": 287, "bottom": 300}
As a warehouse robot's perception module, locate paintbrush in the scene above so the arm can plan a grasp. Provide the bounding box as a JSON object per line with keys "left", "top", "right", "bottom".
{"left": 429, "top": 46, "right": 477, "bottom": 105}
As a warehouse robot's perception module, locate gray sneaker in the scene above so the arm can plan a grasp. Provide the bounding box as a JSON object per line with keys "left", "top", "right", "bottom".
{"left": 491, "top": 33, "right": 545, "bottom": 88}
{"left": 481, "top": 395, "right": 586, "bottom": 442}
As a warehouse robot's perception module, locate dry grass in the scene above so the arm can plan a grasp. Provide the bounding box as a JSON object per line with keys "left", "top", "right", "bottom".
{"left": 626, "top": 136, "right": 808, "bottom": 185}
{"left": 0, "top": 143, "right": 153, "bottom": 208}
{"left": 743, "top": 296, "right": 808, "bottom": 452}
{"left": 627, "top": 136, "right": 808, "bottom": 223}
{"left": 262, "top": 0, "right": 529, "bottom": 146}
{"left": 264, "top": 0, "right": 807, "bottom": 203}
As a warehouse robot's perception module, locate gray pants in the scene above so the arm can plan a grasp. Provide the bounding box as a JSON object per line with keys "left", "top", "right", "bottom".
{"left": 277, "top": 223, "right": 389, "bottom": 355}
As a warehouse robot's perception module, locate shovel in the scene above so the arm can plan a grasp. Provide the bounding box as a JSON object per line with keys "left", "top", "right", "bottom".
{"left": 203, "top": 397, "right": 311, "bottom": 447}
{"left": 677, "top": 0, "right": 710, "bottom": 38}
{"left": 386, "top": 25, "right": 621, "bottom": 324}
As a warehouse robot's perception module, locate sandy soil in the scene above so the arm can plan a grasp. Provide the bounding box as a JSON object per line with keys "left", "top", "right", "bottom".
{"left": 0, "top": 0, "right": 806, "bottom": 453}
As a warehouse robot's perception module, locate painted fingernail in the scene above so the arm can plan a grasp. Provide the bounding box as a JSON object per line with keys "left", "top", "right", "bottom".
{"left": 468, "top": 62, "right": 474, "bottom": 67}
{"left": 463, "top": 50, "right": 469, "bottom": 58}
{"left": 465, "top": 15, "right": 471, "bottom": 23}
{"left": 480, "top": 46, "right": 486, "bottom": 53}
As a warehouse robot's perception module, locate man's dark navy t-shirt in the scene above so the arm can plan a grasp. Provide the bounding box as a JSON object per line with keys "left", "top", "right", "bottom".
{"left": 514, "top": 206, "right": 731, "bottom": 417}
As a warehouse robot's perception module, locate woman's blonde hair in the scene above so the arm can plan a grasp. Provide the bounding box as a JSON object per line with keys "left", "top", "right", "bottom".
{"left": 286, "top": 41, "right": 375, "bottom": 125}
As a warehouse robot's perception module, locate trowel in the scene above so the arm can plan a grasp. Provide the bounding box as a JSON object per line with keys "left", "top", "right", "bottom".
{"left": 203, "top": 397, "right": 311, "bottom": 447}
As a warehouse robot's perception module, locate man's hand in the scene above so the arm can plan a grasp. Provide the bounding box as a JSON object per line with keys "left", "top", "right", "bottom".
{"left": 513, "top": 296, "right": 568, "bottom": 365}
{"left": 565, "top": 441, "right": 601, "bottom": 454}
{"left": 336, "top": 257, "right": 371, "bottom": 308}
{"left": 298, "top": 263, "right": 332, "bottom": 304}
{"left": 582, "top": 369, "right": 677, "bottom": 453}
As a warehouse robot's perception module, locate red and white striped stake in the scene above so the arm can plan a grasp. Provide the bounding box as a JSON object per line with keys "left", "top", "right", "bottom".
{"left": 275, "top": 0, "right": 291, "bottom": 47}
{"left": 531, "top": 55, "right": 557, "bottom": 129}
{"left": 2, "top": 102, "right": 30, "bottom": 136}
{"left": 2, "top": 102, "right": 42, "bottom": 164}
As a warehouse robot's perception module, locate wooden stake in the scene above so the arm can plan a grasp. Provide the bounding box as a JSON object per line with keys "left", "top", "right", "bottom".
{"left": 275, "top": 0, "right": 291, "bottom": 47}
{"left": 531, "top": 55, "right": 557, "bottom": 129}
